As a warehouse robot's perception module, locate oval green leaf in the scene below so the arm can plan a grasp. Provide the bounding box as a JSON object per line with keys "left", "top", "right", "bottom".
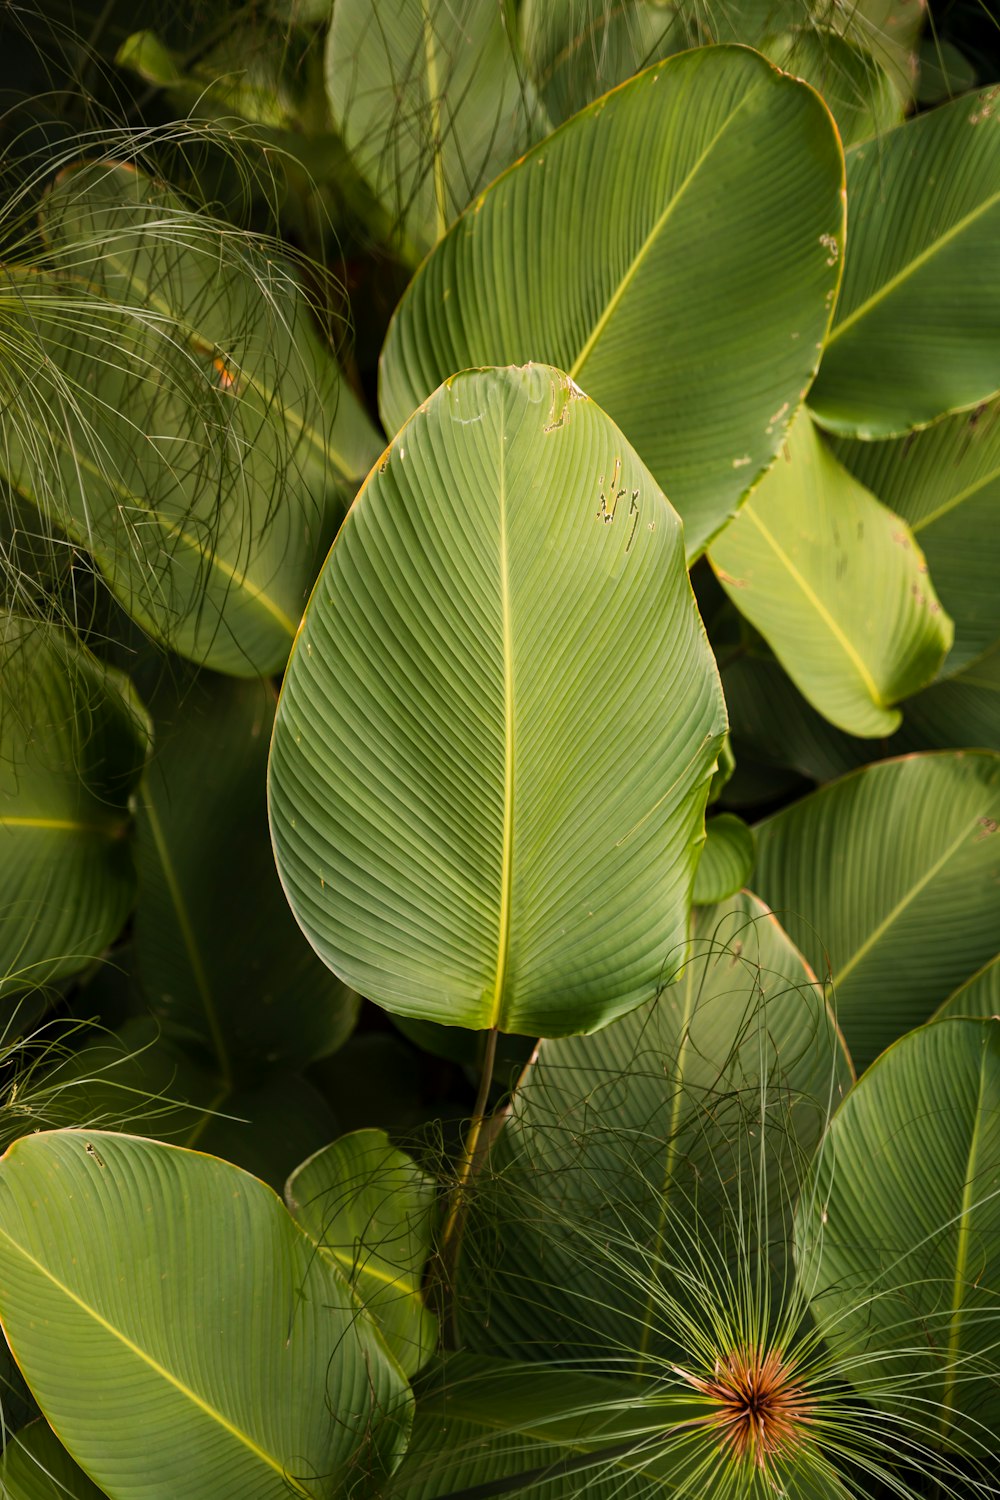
{"left": 752, "top": 751, "right": 1000, "bottom": 1067}
{"left": 0, "top": 615, "right": 148, "bottom": 1001}
{"left": 810, "top": 91, "right": 1000, "bottom": 437}
{"left": 270, "top": 365, "right": 727, "bottom": 1036}
{"left": 286, "top": 1130, "right": 438, "bottom": 1376}
{"left": 797, "top": 1018, "right": 1000, "bottom": 1446}
{"left": 709, "top": 411, "right": 953, "bottom": 736}
{"left": 379, "top": 46, "right": 845, "bottom": 558}
{"left": 0, "top": 1131, "right": 411, "bottom": 1499}
{"left": 832, "top": 399, "right": 1000, "bottom": 676}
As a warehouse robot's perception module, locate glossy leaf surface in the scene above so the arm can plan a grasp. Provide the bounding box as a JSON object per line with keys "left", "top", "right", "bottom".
{"left": 811, "top": 92, "right": 1000, "bottom": 437}
{"left": 753, "top": 752, "right": 1000, "bottom": 1066}
{"left": 797, "top": 1019, "right": 1000, "bottom": 1443}
{"left": 286, "top": 1130, "right": 438, "bottom": 1376}
{"left": 0, "top": 1131, "right": 411, "bottom": 1499}
{"left": 0, "top": 615, "right": 148, "bottom": 1000}
{"left": 270, "top": 366, "right": 727, "bottom": 1036}
{"left": 710, "top": 412, "right": 952, "bottom": 736}
{"left": 380, "top": 46, "right": 845, "bottom": 557}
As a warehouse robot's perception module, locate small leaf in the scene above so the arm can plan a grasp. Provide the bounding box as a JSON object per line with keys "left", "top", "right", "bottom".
{"left": 286, "top": 1130, "right": 439, "bottom": 1376}
{"left": 693, "top": 814, "right": 755, "bottom": 904}
{"left": 710, "top": 412, "right": 953, "bottom": 736}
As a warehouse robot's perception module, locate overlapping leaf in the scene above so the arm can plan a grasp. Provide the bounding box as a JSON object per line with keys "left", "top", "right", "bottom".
{"left": 710, "top": 411, "right": 952, "bottom": 736}
{"left": 134, "top": 668, "right": 357, "bottom": 1081}
{"left": 760, "top": 27, "right": 901, "bottom": 147}
{"left": 326, "top": 0, "right": 546, "bottom": 259}
{"left": 270, "top": 365, "right": 727, "bottom": 1036}
{"left": 0, "top": 1131, "right": 412, "bottom": 1499}
{"left": 692, "top": 813, "right": 755, "bottom": 903}
{"left": 0, "top": 614, "right": 148, "bottom": 1001}
{"left": 797, "top": 1018, "right": 1000, "bottom": 1444}
{"left": 459, "top": 892, "right": 851, "bottom": 1365}
{"left": 0, "top": 163, "right": 379, "bottom": 675}
{"left": 286, "top": 1130, "right": 438, "bottom": 1376}
{"left": 810, "top": 90, "right": 1000, "bottom": 437}
{"left": 833, "top": 399, "right": 1000, "bottom": 675}
{"left": 379, "top": 46, "right": 845, "bottom": 557}
{"left": 752, "top": 752, "right": 1000, "bottom": 1067}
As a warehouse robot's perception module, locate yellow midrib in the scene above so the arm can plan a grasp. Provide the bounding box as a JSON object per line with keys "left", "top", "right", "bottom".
{"left": 740, "top": 501, "right": 884, "bottom": 708}
{"left": 0, "top": 1223, "right": 311, "bottom": 1493}
{"left": 14, "top": 405, "right": 296, "bottom": 639}
{"left": 568, "top": 81, "right": 762, "bottom": 383}
{"left": 911, "top": 458, "right": 1000, "bottom": 534}
{"left": 832, "top": 816, "right": 982, "bottom": 990}
{"left": 0, "top": 815, "right": 125, "bottom": 835}
{"left": 827, "top": 186, "right": 1000, "bottom": 346}
{"left": 96, "top": 248, "right": 358, "bottom": 482}
{"left": 489, "top": 404, "right": 515, "bottom": 1029}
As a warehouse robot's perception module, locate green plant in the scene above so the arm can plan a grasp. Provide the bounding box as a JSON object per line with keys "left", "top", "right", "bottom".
{"left": 0, "top": 1, "right": 999, "bottom": 1496}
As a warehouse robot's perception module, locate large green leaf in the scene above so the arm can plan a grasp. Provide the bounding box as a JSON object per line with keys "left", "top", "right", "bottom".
{"left": 458, "top": 892, "right": 851, "bottom": 1367}
{"left": 521, "top": 0, "right": 684, "bottom": 122}
{"left": 269, "top": 365, "right": 727, "bottom": 1036}
{"left": 709, "top": 411, "right": 952, "bottom": 736}
{"left": 134, "top": 668, "right": 357, "bottom": 1082}
{"left": 832, "top": 400, "right": 1000, "bottom": 676}
{"left": 752, "top": 752, "right": 1000, "bottom": 1067}
{"left": 379, "top": 46, "right": 845, "bottom": 558}
{"left": 0, "top": 1131, "right": 411, "bottom": 1498}
{"left": 0, "top": 615, "right": 148, "bottom": 1001}
{"left": 0, "top": 1422, "right": 106, "bottom": 1500}
{"left": 326, "top": 0, "right": 546, "bottom": 260}
{"left": 286, "top": 1130, "right": 438, "bottom": 1376}
{"left": 0, "top": 163, "right": 379, "bottom": 676}
{"left": 385, "top": 1355, "right": 849, "bottom": 1500}
{"left": 797, "top": 1018, "right": 1000, "bottom": 1445}
{"left": 810, "top": 91, "right": 1000, "bottom": 437}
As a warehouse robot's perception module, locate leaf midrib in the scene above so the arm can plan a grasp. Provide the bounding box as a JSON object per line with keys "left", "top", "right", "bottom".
{"left": 831, "top": 815, "right": 983, "bottom": 989}
{"left": 489, "top": 401, "right": 515, "bottom": 1029}
{"left": 11, "top": 405, "right": 296, "bottom": 640}
{"left": 568, "top": 78, "right": 763, "bottom": 383}
{"left": 0, "top": 1222, "right": 310, "bottom": 1495}
{"left": 826, "top": 184, "right": 1000, "bottom": 346}
{"left": 738, "top": 499, "right": 886, "bottom": 712}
